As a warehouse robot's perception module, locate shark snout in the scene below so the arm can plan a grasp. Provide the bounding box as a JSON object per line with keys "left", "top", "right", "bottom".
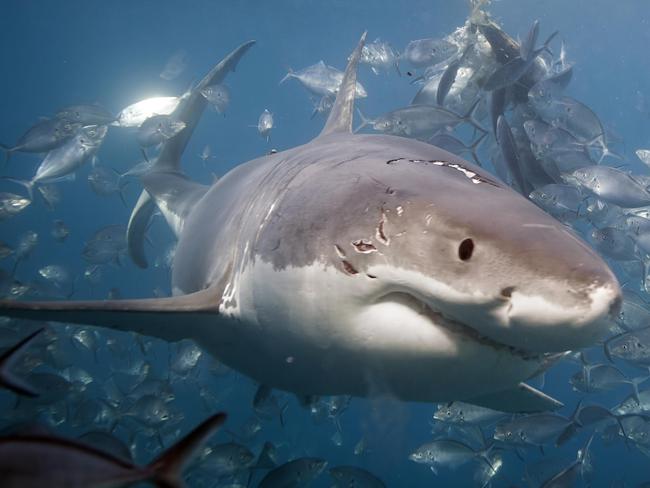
{"left": 494, "top": 280, "right": 621, "bottom": 353}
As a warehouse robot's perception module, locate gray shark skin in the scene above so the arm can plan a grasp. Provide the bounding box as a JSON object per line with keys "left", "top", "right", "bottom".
{"left": 0, "top": 35, "right": 621, "bottom": 413}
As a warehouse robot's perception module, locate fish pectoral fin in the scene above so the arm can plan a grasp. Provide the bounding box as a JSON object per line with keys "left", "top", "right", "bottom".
{"left": 465, "top": 383, "right": 564, "bottom": 413}
{"left": 0, "top": 287, "right": 221, "bottom": 344}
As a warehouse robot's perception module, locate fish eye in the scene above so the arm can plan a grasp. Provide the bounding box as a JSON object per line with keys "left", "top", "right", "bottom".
{"left": 458, "top": 238, "right": 474, "bottom": 261}
{"left": 506, "top": 431, "right": 512, "bottom": 438}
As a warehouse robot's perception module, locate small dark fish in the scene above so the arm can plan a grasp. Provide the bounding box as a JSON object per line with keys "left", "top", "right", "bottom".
{"left": 329, "top": 465, "right": 386, "bottom": 487}
{"left": 0, "top": 412, "right": 226, "bottom": 488}
{"left": 56, "top": 105, "right": 116, "bottom": 126}
{"left": 259, "top": 457, "right": 327, "bottom": 488}
{"left": 0, "top": 328, "right": 44, "bottom": 397}
{"left": 51, "top": 220, "right": 70, "bottom": 243}
{"left": 88, "top": 166, "right": 128, "bottom": 205}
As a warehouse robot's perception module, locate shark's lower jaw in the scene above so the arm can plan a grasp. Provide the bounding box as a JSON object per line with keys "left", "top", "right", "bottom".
{"left": 377, "top": 292, "right": 544, "bottom": 360}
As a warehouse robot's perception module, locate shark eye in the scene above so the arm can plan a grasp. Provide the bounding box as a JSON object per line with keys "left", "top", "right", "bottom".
{"left": 458, "top": 238, "right": 474, "bottom": 261}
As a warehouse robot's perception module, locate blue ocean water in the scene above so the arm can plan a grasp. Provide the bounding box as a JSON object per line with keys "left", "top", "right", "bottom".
{"left": 1, "top": 0, "right": 650, "bottom": 486}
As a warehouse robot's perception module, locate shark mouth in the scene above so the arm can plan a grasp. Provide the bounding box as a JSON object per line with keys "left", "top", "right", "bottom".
{"left": 377, "top": 291, "right": 545, "bottom": 360}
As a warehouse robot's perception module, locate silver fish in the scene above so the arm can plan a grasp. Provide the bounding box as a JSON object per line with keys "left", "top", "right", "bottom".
{"left": 409, "top": 439, "right": 491, "bottom": 475}
{"left": 605, "top": 327, "right": 650, "bottom": 365}
{"left": 257, "top": 109, "right": 273, "bottom": 141}
{"left": 281, "top": 60, "right": 367, "bottom": 98}
{"left": 590, "top": 227, "right": 638, "bottom": 262}
{"left": 115, "top": 95, "right": 189, "bottom": 128}
{"left": 403, "top": 38, "right": 457, "bottom": 68}
{"left": 433, "top": 401, "right": 505, "bottom": 426}
{"left": 494, "top": 413, "right": 574, "bottom": 448}
{"left": 564, "top": 166, "right": 650, "bottom": 208}
{"left": 528, "top": 184, "right": 584, "bottom": 223}
{"left": 0, "top": 118, "right": 80, "bottom": 162}
{"left": 360, "top": 38, "right": 399, "bottom": 75}
{"left": 137, "top": 115, "right": 186, "bottom": 147}
{"left": 0, "top": 192, "right": 31, "bottom": 220}
{"left": 200, "top": 84, "right": 230, "bottom": 114}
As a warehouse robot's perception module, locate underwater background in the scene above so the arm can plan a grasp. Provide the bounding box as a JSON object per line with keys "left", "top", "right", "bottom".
{"left": 1, "top": 0, "right": 650, "bottom": 486}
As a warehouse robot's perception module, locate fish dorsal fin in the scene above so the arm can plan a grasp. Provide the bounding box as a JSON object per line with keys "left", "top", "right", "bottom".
{"left": 156, "top": 40, "right": 256, "bottom": 172}
{"left": 319, "top": 31, "right": 367, "bottom": 137}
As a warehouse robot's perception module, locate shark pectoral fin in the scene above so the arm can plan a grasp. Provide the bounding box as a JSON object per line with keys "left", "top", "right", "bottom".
{"left": 141, "top": 171, "right": 208, "bottom": 238}
{"left": 127, "top": 190, "right": 157, "bottom": 268}
{"left": 0, "top": 287, "right": 220, "bottom": 344}
{"left": 466, "top": 383, "right": 563, "bottom": 413}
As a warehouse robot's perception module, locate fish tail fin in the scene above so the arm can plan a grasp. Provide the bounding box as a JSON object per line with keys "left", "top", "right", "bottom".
{"left": 118, "top": 179, "right": 130, "bottom": 208}
{"left": 469, "top": 132, "right": 487, "bottom": 166}
{"left": 148, "top": 412, "right": 227, "bottom": 488}
{"left": 1, "top": 177, "right": 34, "bottom": 200}
{"left": 353, "top": 107, "right": 374, "bottom": 133}
{"left": 0, "top": 144, "right": 12, "bottom": 165}
{"left": 279, "top": 68, "right": 294, "bottom": 85}
{"left": 589, "top": 134, "right": 623, "bottom": 163}
{"left": 627, "top": 375, "right": 649, "bottom": 404}
{"left": 463, "top": 98, "right": 488, "bottom": 134}
{"left": 0, "top": 328, "right": 44, "bottom": 397}
{"left": 279, "top": 401, "right": 289, "bottom": 427}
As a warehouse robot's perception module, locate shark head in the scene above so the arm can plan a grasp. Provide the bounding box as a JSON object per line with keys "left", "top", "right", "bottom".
{"left": 225, "top": 132, "right": 620, "bottom": 405}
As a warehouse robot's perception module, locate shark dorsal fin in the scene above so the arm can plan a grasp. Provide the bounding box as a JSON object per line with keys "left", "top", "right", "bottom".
{"left": 157, "top": 40, "right": 256, "bottom": 172}
{"left": 319, "top": 31, "right": 367, "bottom": 137}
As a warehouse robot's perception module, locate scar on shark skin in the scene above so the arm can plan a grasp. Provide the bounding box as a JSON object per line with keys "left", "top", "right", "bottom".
{"left": 352, "top": 240, "right": 377, "bottom": 253}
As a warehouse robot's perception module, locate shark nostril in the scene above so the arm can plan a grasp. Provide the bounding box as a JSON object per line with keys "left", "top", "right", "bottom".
{"left": 500, "top": 286, "right": 515, "bottom": 298}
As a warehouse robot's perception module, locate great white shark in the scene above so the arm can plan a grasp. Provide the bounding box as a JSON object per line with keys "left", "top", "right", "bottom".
{"left": 0, "top": 34, "right": 621, "bottom": 413}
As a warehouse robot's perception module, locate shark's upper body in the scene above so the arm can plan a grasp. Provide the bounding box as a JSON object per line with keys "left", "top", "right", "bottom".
{"left": 0, "top": 34, "right": 620, "bottom": 413}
